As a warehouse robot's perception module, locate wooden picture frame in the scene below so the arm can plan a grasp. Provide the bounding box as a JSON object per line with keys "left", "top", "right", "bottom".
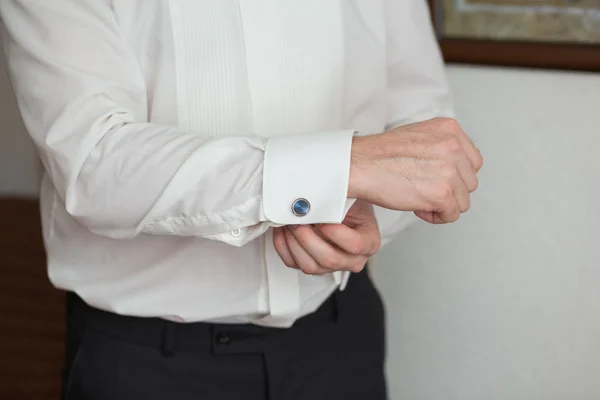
{"left": 428, "top": 0, "right": 600, "bottom": 72}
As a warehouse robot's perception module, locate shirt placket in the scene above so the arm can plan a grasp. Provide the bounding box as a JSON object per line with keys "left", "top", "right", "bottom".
{"left": 256, "top": 229, "right": 301, "bottom": 327}
{"left": 239, "top": 0, "right": 301, "bottom": 326}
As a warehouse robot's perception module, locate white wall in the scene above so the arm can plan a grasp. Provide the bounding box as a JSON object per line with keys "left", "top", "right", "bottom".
{"left": 372, "top": 65, "right": 600, "bottom": 400}
{"left": 2, "top": 50, "right": 600, "bottom": 399}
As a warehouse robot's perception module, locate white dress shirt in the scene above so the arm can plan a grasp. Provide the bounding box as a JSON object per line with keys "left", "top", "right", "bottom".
{"left": 0, "top": 0, "right": 453, "bottom": 327}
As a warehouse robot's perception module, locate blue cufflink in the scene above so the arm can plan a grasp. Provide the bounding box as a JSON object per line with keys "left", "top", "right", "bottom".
{"left": 292, "top": 198, "right": 310, "bottom": 217}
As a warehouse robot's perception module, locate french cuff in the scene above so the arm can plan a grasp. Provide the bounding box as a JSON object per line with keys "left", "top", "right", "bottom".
{"left": 262, "top": 130, "right": 355, "bottom": 225}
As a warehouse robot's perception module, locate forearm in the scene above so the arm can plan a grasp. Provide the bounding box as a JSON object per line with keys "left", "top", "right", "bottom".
{"left": 0, "top": 0, "right": 356, "bottom": 246}
{"left": 34, "top": 114, "right": 355, "bottom": 243}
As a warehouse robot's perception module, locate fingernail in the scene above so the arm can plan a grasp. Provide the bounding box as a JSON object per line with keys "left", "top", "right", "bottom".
{"left": 288, "top": 225, "right": 298, "bottom": 230}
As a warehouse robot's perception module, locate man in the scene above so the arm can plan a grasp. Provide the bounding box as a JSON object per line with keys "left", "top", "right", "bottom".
{"left": 0, "top": 1, "right": 482, "bottom": 399}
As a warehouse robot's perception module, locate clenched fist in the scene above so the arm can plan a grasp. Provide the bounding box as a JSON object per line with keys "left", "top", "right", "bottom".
{"left": 348, "top": 118, "right": 483, "bottom": 224}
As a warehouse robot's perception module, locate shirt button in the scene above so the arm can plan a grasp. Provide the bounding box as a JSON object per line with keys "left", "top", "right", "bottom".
{"left": 230, "top": 229, "right": 241, "bottom": 237}
{"left": 292, "top": 198, "right": 311, "bottom": 217}
{"left": 215, "top": 332, "right": 231, "bottom": 346}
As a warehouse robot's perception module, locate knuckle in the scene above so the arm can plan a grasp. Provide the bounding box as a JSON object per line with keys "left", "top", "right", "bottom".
{"left": 440, "top": 164, "right": 458, "bottom": 180}
{"left": 350, "top": 261, "right": 366, "bottom": 273}
{"left": 301, "top": 264, "right": 320, "bottom": 275}
{"left": 439, "top": 210, "right": 459, "bottom": 224}
{"left": 460, "top": 198, "right": 471, "bottom": 213}
{"left": 439, "top": 136, "right": 463, "bottom": 155}
{"left": 370, "top": 238, "right": 382, "bottom": 256}
{"left": 446, "top": 215, "right": 459, "bottom": 223}
{"left": 350, "top": 240, "right": 366, "bottom": 256}
{"left": 273, "top": 232, "right": 285, "bottom": 250}
{"left": 294, "top": 228, "right": 311, "bottom": 247}
{"left": 436, "top": 117, "right": 461, "bottom": 132}
{"left": 320, "top": 254, "right": 340, "bottom": 270}
{"left": 474, "top": 151, "right": 484, "bottom": 171}
{"left": 435, "top": 184, "right": 454, "bottom": 202}
{"left": 470, "top": 175, "right": 479, "bottom": 192}
{"left": 451, "top": 212, "right": 461, "bottom": 222}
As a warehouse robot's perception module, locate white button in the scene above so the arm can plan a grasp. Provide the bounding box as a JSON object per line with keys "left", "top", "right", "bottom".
{"left": 230, "top": 229, "right": 242, "bottom": 237}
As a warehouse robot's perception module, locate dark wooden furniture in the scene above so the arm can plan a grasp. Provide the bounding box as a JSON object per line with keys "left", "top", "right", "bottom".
{"left": 0, "top": 198, "right": 65, "bottom": 400}
{"left": 429, "top": 0, "right": 600, "bottom": 72}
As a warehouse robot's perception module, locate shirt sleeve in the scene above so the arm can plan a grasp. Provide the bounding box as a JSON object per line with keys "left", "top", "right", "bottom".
{"left": 0, "top": 0, "right": 354, "bottom": 247}
{"left": 376, "top": 0, "right": 456, "bottom": 248}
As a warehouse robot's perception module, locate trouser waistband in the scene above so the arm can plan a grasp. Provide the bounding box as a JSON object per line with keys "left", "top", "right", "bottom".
{"left": 66, "top": 288, "right": 340, "bottom": 357}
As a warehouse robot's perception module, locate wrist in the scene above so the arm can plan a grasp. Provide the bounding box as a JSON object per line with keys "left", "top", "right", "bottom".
{"left": 348, "top": 136, "right": 370, "bottom": 200}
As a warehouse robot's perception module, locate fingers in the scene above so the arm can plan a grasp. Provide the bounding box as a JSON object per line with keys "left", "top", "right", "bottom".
{"left": 449, "top": 137, "right": 478, "bottom": 215}
{"left": 452, "top": 180, "right": 470, "bottom": 215}
{"left": 414, "top": 210, "right": 435, "bottom": 224}
{"left": 417, "top": 179, "right": 469, "bottom": 225}
{"left": 283, "top": 227, "right": 330, "bottom": 275}
{"left": 414, "top": 205, "right": 459, "bottom": 225}
{"left": 289, "top": 226, "right": 366, "bottom": 273}
{"left": 431, "top": 123, "right": 478, "bottom": 219}
{"left": 273, "top": 227, "right": 297, "bottom": 268}
{"left": 455, "top": 130, "right": 483, "bottom": 172}
{"left": 416, "top": 174, "right": 462, "bottom": 224}
{"left": 455, "top": 156, "right": 476, "bottom": 212}
{"left": 274, "top": 225, "right": 369, "bottom": 275}
{"left": 435, "top": 207, "right": 460, "bottom": 224}
{"left": 433, "top": 190, "right": 461, "bottom": 224}
{"left": 457, "top": 155, "right": 479, "bottom": 193}
{"left": 316, "top": 223, "right": 379, "bottom": 257}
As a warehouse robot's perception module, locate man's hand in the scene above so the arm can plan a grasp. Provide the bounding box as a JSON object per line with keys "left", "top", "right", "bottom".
{"left": 349, "top": 118, "right": 483, "bottom": 224}
{"left": 273, "top": 200, "right": 380, "bottom": 275}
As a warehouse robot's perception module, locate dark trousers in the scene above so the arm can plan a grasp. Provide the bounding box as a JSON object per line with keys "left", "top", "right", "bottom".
{"left": 61, "top": 269, "right": 387, "bottom": 400}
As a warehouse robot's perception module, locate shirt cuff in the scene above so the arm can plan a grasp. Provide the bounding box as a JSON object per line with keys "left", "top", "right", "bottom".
{"left": 262, "top": 130, "right": 355, "bottom": 225}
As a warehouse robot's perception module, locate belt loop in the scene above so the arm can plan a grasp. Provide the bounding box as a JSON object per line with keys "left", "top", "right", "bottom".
{"left": 161, "top": 322, "right": 176, "bottom": 357}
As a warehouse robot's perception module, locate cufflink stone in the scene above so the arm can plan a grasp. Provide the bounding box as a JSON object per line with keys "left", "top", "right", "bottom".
{"left": 292, "top": 198, "right": 310, "bottom": 217}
